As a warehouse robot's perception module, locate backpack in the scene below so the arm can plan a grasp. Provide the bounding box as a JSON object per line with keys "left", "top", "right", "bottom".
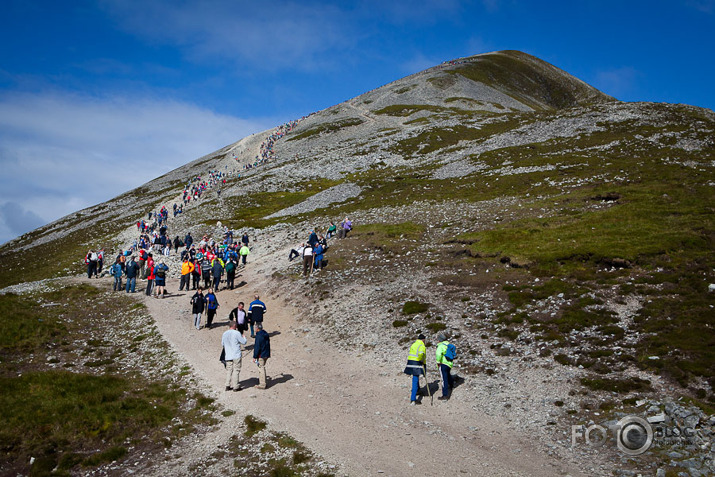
{"left": 206, "top": 294, "right": 217, "bottom": 310}
{"left": 225, "top": 260, "right": 236, "bottom": 272}
{"left": 444, "top": 343, "right": 457, "bottom": 362}
{"left": 155, "top": 266, "right": 166, "bottom": 278}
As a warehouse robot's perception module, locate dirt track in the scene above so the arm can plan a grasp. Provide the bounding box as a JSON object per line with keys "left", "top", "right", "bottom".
{"left": 142, "top": 267, "right": 586, "bottom": 477}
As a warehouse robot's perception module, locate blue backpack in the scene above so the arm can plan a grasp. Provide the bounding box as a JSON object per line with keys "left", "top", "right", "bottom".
{"left": 444, "top": 343, "right": 457, "bottom": 362}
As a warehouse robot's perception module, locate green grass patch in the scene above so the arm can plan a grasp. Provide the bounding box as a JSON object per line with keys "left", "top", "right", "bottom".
{"left": 244, "top": 415, "right": 267, "bottom": 436}
{"left": 425, "top": 322, "right": 447, "bottom": 332}
{"left": 402, "top": 301, "right": 429, "bottom": 315}
{"left": 216, "top": 178, "right": 342, "bottom": 229}
{"left": 388, "top": 118, "right": 523, "bottom": 158}
{"left": 462, "top": 183, "right": 712, "bottom": 277}
{"left": 580, "top": 376, "right": 652, "bottom": 393}
{"left": 0, "top": 285, "right": 216, "bottom": 475}
{"left": 287, "top": 118, "right": 364, "bottom": 141}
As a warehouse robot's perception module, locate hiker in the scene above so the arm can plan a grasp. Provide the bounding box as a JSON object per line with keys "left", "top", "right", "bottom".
{"left": 435, "top": 333, "right": 456, "bottom": 401}
{"left": 138, "top": 248, "right": 148, "bottom": 277}
{"left": 253, "top": 323, "right": 271, "bottom": 389}
{"left": 124, "top": 256, "right": 140, "bottom": 293}
{"left": 205, "top": 288, "right": 220, "bottom": 329}
{"left": 86, "top": 250, "right": 98, "bottom": 278}
{"left": 191, "top": 258, "right": 201, "bottom": 290}
{"left": 190, "top": 288, "right": 206, "bottom": 330}
{"left": 241, "top": 232, "right": 249, "bottom": 247}
{"left": 222, "top": 320, "right": 247, "bottom": 391}
{"left": 116, "top": 250, "right": 127, "bottom": 270}
{"left": 301, "top": 244, "right": 313, "bottom": 277}
{"left": 97, "top": 249, "right": 104, "bottom": 275}
{"left": 317, "top": 234, "right": 328, "bottom": 251}
{"left": 145, "top": 253, "right": 155, "bottom": 296}
{"left": 341, "top": 217, "right": 352, "bottom": 238}
{"left": 211, "top": 257, "right": 224, "bottom": 291}
{"left": 229, "top": 301, "right": 248, "bottom": 333}
{"left": 179, "top": 257, "right": 194, "bottom": 291}
{"left": 225, "top": 258, "right": 237, "bottom": 289}
{"left": 199, "top": 253, "right": 212, "bottom": 289}
{"left": 307, "top": 229, "right": 319, "bottom": 248}
{"left": 154, "top": 260, "right": 169, "bottom": 298}
{"left": 248, "top": 295, "right": 266, "bottom": 338}
{"left": 185, "top": 232, "right": 193, "bottom": 248}
{"left": 313, "top": 242, "right": 324, "bottom": 271}
{"left": 288, "top": 243, "right": 304, "bottom": 261}
{"left": 239, "top": 243, "right": 250, "bottom": 265}
{"left": 326, "top": 221, "right": 337, "bottom": 239}
{"left": 404, "top": 333, "right": 427, "bottom": 405}
{"left": 111, "top": 258, "right": 123, "bottom": 291}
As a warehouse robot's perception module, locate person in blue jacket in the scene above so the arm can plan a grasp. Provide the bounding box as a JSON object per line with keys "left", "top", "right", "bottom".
{"left": 253, "top": 323, "right": 271, "bottom": 389}
{"left": 248, "top": 295, "right": 266, "bottom": 338}
{"left": 313, "top": 243, "right": 324, "bottom": 271}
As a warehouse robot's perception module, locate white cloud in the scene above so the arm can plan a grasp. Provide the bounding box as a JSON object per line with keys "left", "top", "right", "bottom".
{"left": 100, "top": 0, "right": 354, "bottom": 72}
{"left": 0, "top": 90, "right": 269, "bottom": 244}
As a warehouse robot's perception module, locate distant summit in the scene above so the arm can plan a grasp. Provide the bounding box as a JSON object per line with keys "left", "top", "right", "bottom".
{"left": 351, "top": 49, "right": 615, "bottom": 115}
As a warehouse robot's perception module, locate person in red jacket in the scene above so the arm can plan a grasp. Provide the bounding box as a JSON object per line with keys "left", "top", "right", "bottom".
{"left": 145, "top": 253, "right": 155, "bottom": 296}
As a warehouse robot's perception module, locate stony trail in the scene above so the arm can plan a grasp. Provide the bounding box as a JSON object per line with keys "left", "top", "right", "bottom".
{"left": 141, "top": 267, "right": 586, "bottom": 477}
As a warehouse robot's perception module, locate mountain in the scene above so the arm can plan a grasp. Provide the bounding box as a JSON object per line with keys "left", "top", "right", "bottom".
{"left": 1, "top": 50, "right": 713, "bottom": 474}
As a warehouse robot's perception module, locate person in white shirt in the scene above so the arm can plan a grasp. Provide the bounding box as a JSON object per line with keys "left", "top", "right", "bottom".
{"left": 302, "top": 244, "right": 313, "bottom": 276}
{"left": 221, "top": 321, "right": 247, "bottom": 391}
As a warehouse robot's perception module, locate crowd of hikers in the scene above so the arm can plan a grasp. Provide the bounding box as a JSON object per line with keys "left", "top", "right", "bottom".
{"left": 90, "top": 214, "right": 354, "bottom": 297}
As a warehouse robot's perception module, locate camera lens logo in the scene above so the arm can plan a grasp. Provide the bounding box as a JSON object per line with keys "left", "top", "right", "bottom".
{"left": 616, "top": 416, "right": 653, "bottom": 455}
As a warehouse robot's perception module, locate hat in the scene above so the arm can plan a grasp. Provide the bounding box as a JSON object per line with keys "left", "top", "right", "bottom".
{"left": 437, "top": 333, "right": 447, "bottom": 342}
{"left": 418, "top": 333, "right": 426, "bottom": 340}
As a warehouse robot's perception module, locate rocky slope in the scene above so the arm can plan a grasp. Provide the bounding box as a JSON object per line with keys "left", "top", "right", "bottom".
{"left": 1, "top": 50, "right": 714, "bottom": 476}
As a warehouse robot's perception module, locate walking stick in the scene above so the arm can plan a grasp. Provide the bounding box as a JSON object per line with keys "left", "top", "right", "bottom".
{"left": 423, "top": 364, "right": 433, "bottom": 406}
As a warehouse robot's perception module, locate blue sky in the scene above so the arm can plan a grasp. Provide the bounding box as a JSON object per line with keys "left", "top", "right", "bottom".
{"left": 1, "top": 0, "right": 713, "bottom": 244}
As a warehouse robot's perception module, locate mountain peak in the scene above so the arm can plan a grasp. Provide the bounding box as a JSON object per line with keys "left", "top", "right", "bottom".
{"left": 354, "top": 49, "right": 614, "bottom": 115}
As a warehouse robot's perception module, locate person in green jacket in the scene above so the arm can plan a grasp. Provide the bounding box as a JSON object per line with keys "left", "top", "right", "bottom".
{"left": 326, "top": 221, "right": 337, "bottom": 239}
{"left": 435, "top": 332, "right": 455, "bottom": 400}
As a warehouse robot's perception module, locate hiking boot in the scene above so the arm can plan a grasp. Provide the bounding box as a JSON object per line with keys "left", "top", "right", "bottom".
{"left": 233, "top": 386, "right": 242, "bottom": 392}
{"left": 225, "top": 386, "right": 232, "bottom": 391}
{"left": 410, "top": 400, "right": 421, "bottom": 405}
{"left": 437, "top": 395, "right": 450, "bottom": 401}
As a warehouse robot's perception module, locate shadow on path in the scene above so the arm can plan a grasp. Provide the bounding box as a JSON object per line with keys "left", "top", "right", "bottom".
{"left": 240, "top": 373, "right": 294, "bottom": 390}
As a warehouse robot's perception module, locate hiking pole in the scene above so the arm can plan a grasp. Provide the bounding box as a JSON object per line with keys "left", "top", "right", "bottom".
{"left": 423, "top": 364, "right": 433, "bottom": 406}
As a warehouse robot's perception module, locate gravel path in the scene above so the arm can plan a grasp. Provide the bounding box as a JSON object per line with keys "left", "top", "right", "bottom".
{"left": 140, "top": 266, "right": 588, "bottom": 477}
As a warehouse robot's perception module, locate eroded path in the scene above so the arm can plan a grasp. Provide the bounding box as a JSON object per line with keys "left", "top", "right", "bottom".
{"left": 142, "top": 267, "right": 586, "bottom": 477}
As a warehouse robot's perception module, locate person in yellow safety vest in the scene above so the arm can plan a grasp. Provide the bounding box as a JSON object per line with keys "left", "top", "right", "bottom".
{"left": 403, "top": 333, "right": 427, "bottom": 405}
{"left": 239, "top": 244, "right": 250, "bottom": 265}
{"left": 435, "top": 332, "right": 455, "bottom": 401}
